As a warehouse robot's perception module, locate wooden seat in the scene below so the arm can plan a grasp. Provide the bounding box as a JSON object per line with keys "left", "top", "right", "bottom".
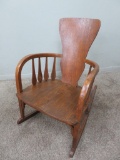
{"left": 17, "top": 79, "right": 81, "bottom": 125}
{"left": 15, "top": 18, "right": 101, "bottom": 158}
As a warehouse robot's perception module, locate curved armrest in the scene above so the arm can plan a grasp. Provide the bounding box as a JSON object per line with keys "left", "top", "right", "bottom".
{"left": 80, "top": 59, "right": 99, "bottom": 100}
{"left": 15, "top": 53, "right": 62, "bottom": 93}
{"left": 76, "top": 59, "right": 99, "bottom": 120}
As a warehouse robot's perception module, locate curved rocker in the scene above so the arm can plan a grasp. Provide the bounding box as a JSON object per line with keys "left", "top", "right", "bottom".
{"left": 15, "top": 18, "right": 101, "bottom": 158}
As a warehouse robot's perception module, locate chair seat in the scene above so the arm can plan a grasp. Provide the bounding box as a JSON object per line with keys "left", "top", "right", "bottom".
{"left": 17, "top": 79, "right": 81, "bottom": 125}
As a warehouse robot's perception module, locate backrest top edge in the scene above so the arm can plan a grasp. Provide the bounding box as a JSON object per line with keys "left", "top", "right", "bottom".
{"left": 59, "top": 18, "right": 101, "bottom": 23}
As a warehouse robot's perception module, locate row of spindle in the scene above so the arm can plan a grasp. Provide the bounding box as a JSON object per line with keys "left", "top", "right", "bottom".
{"left": 32, "top": 57, "right": 56, "bottom": 85}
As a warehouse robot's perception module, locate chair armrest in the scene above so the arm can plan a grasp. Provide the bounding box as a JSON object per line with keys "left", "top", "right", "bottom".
{"left": 15, "top": 53, "right": 62, "bottom": 94}
{"left": 76, "top": 59, "right": 99, "bottom": 120}
{"left": 80, "top": 59, "right": 99, "bottom": 101}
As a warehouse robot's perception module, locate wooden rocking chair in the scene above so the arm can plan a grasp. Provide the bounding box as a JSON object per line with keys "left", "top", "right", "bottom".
{"left": 15, "top": 18, "right": 101, "bottom": 158}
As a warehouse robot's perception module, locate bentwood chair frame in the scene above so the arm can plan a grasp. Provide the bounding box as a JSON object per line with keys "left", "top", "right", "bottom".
{"left": 15, "top": 18, "right": 101, "bottom": 157}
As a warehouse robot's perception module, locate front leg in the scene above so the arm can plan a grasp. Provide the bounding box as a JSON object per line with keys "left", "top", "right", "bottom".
{"left": 17, "top": 99, "right": 39, "bottom": 124}
{"left": 70, "top": 112, "right": 89, "bottom": 158}
{"left": 85, "top": 85, "right": 97, "bottom": 114}
{"left": 18, "top": 99, "right": 25, "bottom": 120}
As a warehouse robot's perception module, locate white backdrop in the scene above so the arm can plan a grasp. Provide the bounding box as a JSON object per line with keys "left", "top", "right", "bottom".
{"left": 0, "top": 0, "right": 120, "bottom": 79}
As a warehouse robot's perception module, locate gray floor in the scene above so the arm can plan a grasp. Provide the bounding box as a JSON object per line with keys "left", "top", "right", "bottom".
{"left": 0, "top": 72, "right": 120, "bottom": 160}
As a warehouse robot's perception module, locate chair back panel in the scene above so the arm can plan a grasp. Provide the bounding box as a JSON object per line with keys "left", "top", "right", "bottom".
{"left": 59, "top": 18, "right": 101, "bottom": 86}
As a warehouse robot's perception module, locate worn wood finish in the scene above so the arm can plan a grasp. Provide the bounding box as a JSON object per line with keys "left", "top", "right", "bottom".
{"left": 60, "top": 18, "right": 101, "bottom": 86}
{"left": 17, "top": 79, "right": 81, "bottom": 125}
{"left": 15, "top": 18, "right": 101, "bottom": 158}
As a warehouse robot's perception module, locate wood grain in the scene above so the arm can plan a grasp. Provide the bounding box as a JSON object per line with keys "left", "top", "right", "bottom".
{"left": 15, "top": 18, "right": 101, "bottom": 158}
{"left": 60, "top": 18, "right": 101, "bottom": 86}
{"left": 17, "top": 79, "right": 81, "bottom": 125}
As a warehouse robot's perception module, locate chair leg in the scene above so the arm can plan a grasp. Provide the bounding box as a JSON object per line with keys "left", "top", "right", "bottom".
{"left": 70, "top": 124, "right": 81, "bottom": 158}
{"left": 17, "top": 99, "right": 39, "bottom": 124}
{"left": 70, "top": 118, "right": 87, "bottom": 158}
{"left": 70, "top": 113, "right": 88, "bottom": 158}
{"left": 70, "top": 85, "right": 97, "bottom": 158}
{"left": 85, "top": 85, "right": 97, "bottom": 114}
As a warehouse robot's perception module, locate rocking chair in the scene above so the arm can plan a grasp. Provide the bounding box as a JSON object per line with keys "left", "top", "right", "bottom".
{"left": 15, "top": 18, "right": 101, "bottom": 157}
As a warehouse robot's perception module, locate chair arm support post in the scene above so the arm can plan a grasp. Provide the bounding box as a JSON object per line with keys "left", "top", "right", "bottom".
{"left": 76, "top": 59, "right": 99, "bottom": 121}
{"left": 15, "top": 53, "right": 62, "bottom": 94}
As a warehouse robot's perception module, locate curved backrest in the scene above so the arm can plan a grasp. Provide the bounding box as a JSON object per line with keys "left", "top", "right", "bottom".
{"left": 59, "top": 18, "right": 101, "bottom": 86}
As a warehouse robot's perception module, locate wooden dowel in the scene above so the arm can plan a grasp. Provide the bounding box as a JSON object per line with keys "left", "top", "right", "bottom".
{"left": 32, "top": 58, "right": 37, "bottom": 85}
{"left": 38, "top": 58, "right": 42, "bottom": 82}
{"left": 44, "top": 57, "right": 49, "bottom": 81}
{"left": 88, "top": 65, "right": 92, "bottom": 75}
{"left": 51, "top": 57, "right": 56, "bottom": 80}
